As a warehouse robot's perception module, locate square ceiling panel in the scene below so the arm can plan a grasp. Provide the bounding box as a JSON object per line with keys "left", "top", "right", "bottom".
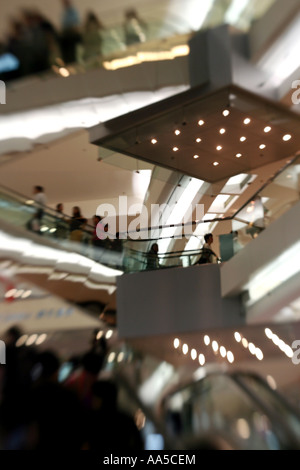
{"left": 89, "top": 85, "right": 300, "bottom": 183}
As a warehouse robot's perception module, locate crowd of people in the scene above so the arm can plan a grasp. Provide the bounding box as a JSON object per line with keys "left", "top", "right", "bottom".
{"left": 26, "top": 186, "right": 220, "bottom": 269}
{"left": 0, "top": 0, "right": 148, "bottom": 81}
{"left": 27, "top": 185, "right": 105, "bottom": 245}
{"left": 0, "top": 325, "right": 144, "bottom": 450}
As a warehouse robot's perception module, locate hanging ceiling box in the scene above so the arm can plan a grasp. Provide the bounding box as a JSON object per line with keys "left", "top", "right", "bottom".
{"left": 89, "top": 84, "right": 300, "bottom": 183}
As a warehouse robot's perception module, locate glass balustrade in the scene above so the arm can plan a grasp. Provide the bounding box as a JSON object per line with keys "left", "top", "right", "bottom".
{"left": 162, "top": 372, "right": 300, "bottom": 450}
{"left": 101, "top": 342, "right": 300, "bottom": 450}
{"left": 0, "top": 0, "right": 276, "bottom": 83}
{"left": 0, "top": 153, "right": 299, "bottom": 273}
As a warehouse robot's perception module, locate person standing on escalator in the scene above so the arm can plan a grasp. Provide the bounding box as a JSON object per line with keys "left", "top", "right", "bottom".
{"left": 27, "top": 185, "right": 48, "bottom": 234}
{"left": 33, "top": 185, "right": 47, "bottom": 210}
{"left": 146, "top": 243, "right": 159, "bottom": 270}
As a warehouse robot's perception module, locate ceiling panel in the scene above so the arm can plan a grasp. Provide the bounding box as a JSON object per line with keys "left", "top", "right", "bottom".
{"left": 90, "top": 85, "right": 300, "bottom": 183}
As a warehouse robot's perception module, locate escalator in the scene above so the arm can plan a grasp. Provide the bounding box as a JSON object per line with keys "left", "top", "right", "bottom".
{"left": 0, "top": 184, "right": 206, "bottom": 273}
{"left": 104, "top": 343, "right": 300, "bottom": 450}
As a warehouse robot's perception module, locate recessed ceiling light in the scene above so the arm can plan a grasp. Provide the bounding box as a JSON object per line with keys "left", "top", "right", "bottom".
{"left": 173, "top": 147, "right": 179, "bottom": 152}
{"left": 283, "top": 134, "right": 292, "bottom": 141}
{"left": 216, "top": 145, "right": 222, "bottom": 151}
{"left": 240, "top": 136, "right": 246, "bottom": 142}
{"left": 244, "top": 118, "right": 251, "bottom": 125}
{"left": 193, "top": 155, "right": 200, "bottom": 159}
{"left": 236, "top": 153, "right": 242, "bottom": 158}
{"left": 259, "top": 144, "right": 266, "bottom": 150}
{"left": 175, "top": 129, "right": 181, "bottom": 135}
{"left": 264, "top": 126, "right": 272, "bottom": 133}
{"left": 213, "top": 162, "right": 219, "bottom": 166}
{"left": 151, "top": 138, "right": 157, "bottom": 144}
{"left": 219, "top": 128, "right": 226, "bottom": 134}
{"left": 223, "top": 109, "right": 230, "bottom": 117}
{"left": 198, "top": 120, "right": 205, "bottom": 126}
{"left": 196, "top": 138, "right": 202, "bottom": 143}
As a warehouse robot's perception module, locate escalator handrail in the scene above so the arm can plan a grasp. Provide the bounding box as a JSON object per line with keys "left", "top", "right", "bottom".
{"left": 161, "top": 370, "right": 300, "bottom": 449}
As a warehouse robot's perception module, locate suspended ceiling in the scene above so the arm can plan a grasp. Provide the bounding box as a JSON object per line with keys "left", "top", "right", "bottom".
{"left": 90, "top": 84, "right": 300, "bottom": 184}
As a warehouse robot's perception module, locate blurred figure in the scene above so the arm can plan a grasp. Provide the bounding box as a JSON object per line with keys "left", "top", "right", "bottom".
{"left": 69, "top": 206, "right": 87, "bottom": 241}
{"left": 84, "top": 380, "right": 144, "bottom": 450}
{"left": 123, "top": 8, "right": 147, "bottom": 46}
{"left": 0, "top": 326, "right": 36, "bottom": 401}
{"left": 28, "top": 350, "right": 85, "bottom": 450}
{"left": 92, "top": 215, "right": 105, "bottom": 248}
{"left": 54, "top": 202, "right": 68, "bottom": 238}
{"left": 26, "top": 208, "right": 44, "bottom": 234}
{"left": 0, "top": 35, "right": 21, "bottom": 81}
{"left": 61, "top": 0, "right": 80, "bottom": 31}
{"left": 33, "top": 185, "right": 47, "bottom": 207}
{"left": 34, "top": 10, "right": 61, "bottom": 69}
{"left": 5, "top": 18, "right": 31, "bottom": 78}
{"left": 82, "top": 11, "right": 104, "bottom": 62}
{"left": 60, "top": 0, "right": 82, "bottom": 63}
{"left": 0, "top": 326, "right": 38, "bottom": 449}
{"left": 20, "top": 9, "right": 50, "bottom": 74}
{"left": 146, "top": 243, "right": 159, "bottom": 270}
{"left": 26, "top": 185, "right": 47, "bottom": 233}
{"left": 64, "top": 351, "right": 105, "bottom": 409}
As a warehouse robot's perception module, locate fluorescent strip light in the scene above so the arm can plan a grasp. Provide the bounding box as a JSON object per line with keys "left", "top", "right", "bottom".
{"left": 158, "top": 178, "right": 204, "bottom": 253}
{"left": 225, "top": 0, "right": 250, "bottom": 24}
{"left": 165, "top": 0, "right": 214, "bottom": 32}
{"left": 246, "top": 240, "right": 300, "bottom": 305}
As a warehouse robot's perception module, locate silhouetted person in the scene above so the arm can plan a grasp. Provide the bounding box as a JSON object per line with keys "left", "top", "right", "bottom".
{"left": 33, "top": 185, "right": 47, "bottom": 207}
{"left": 123, "top": 8, "right": 147, "bottom": 46}
{"left": 91, "top": 215, "right": 105, "bottom": 248}
{"left": 31, "top": 185, "right": 47, "bottom": 226}
{"left": 28, "top": 350, "right": 85, "bottom": 450}
{"left": 84, "top": 380, "right": 144, "bottom": 450}
{"left": 54, "top": 202, "right": 68, "bottom": 238}
{"left": 64, "top": 351, "right": 105, "bottom": 409}
{"left": 197, "top": 233, "right": 218, "bottom": 264}
{"left": 82, "top": 11, "right": 104, "bottom": 61}
{"left": 146, "top": 243, "right": 159, "bottom": 270}
{"left": 26, "top": 208, "right": 44, "bottom": 234}
{"left": 0, "top": 326, "right": 37, "bottom": 449}
{"left": 69, "top": 206, "right": 87, "bottom": 241}
{"left": 60, "top": 0, "right": 81, "bottom": 63}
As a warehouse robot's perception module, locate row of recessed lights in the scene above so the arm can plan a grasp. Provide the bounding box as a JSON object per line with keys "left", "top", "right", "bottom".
{"left": 264, "top": 328, "right": 294, "bottom": 359}
{"left": 234, "top": 332, "right": 264, "bottom": 361}
{"left": 173, "top": 338, "right": 206, "bottom": 365}
{"left": 96, "top": 329, "right": 113, "bottom": 340}
{"left": 5, "top": 288, "right": 32, "bottom": 300}
{"left": 151, "top": 134, "right": 291, "bottom": 148}
{"left": 173, "top": 335, "right": 235, "bottom": 364}
{"left": 16, "top": 333, "right": 47, "bottom": 347}
{"left": 204, "top": 334, "right": 234, "bottom": 363}
{"left": 151, "top": 118, "right": 291, "bottom": 144}
{"left": 198, "top": 115, "right": 292, "bottom": 144}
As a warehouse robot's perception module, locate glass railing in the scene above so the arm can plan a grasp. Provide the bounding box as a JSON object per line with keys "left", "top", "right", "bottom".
{"left": 0, "top": 0, "right": 276, "bottom": 83}
{"left": 0, "top": 184, "right": 216, "bottom": 273}
{"left": 161, "top": 372, "right": 300, "bottom": 450}
{"left": 230, "top": 155, "right": 300, "bottom": 250}
{"left": 0, "top": 151, "right": 299, "bottom": 274}
{"left": 0, "top": 185, "right": 125, "bottom": 271}
{"left": 101, "top": 342, "right": 300, "bottom": 450}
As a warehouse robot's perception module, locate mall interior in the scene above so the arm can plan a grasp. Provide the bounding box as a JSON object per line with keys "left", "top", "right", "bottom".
{"left": 1, "top": 0, "right": 300, "bottom": 451}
